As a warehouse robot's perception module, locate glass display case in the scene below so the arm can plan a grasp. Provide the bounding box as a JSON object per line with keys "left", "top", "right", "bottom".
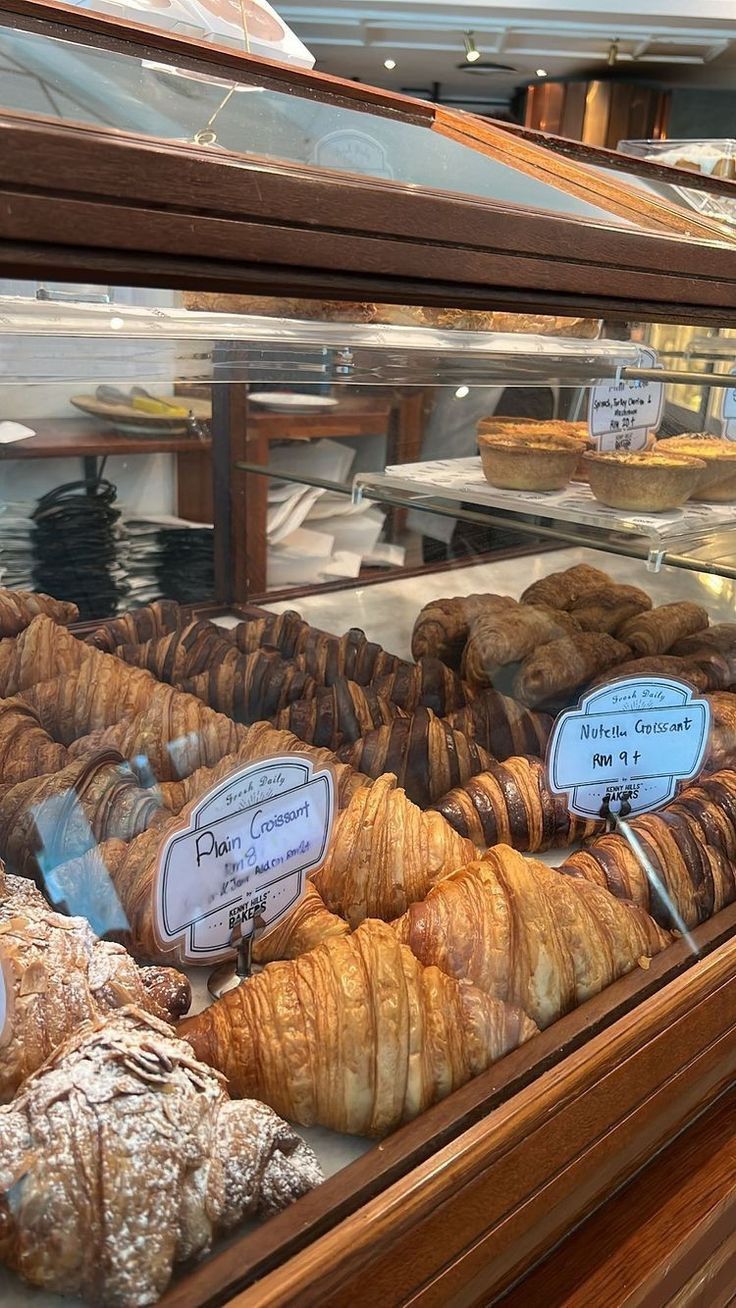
{"left": 3, "top": 5, "right": 736, "bottom": 1307}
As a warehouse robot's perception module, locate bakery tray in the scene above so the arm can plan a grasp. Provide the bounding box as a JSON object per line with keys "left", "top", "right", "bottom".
{"left": 354, "top": 457, "right": 736, "bottom": 574}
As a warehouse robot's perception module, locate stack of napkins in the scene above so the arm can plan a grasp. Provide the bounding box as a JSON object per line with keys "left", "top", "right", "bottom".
{"left": 266, "top": 439, "right": 403, "bottom": 588}
{"left": 0, "top": 502, "right": 36, "bottom": 590}
{"left": 121, "top": 512, "right": 214, "bottom": 605}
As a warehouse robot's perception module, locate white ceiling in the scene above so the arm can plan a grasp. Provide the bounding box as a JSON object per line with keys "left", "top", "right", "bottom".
{"left": 277, "top": 0, "right": 736, "bottom": 107}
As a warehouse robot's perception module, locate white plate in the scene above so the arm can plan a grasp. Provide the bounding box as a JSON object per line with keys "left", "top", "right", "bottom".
{"left": 249, "top": 393, "right": 339, "bottom": 413}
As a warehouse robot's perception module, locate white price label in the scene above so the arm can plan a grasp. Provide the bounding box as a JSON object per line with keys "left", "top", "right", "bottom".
{"left": 154, "top": 756, "right": 335, "bottom": 964}
{"left": 588, "top": 348, "right": 664, "bottom": 451}
{"left": 547, "top": 677, "right": 711, "bottom": 820}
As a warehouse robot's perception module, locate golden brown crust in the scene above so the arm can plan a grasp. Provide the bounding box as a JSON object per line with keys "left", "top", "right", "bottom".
{"left": 336, "top": 708, "right": 494, "bottom": 807}
{"left": 20, "top": 659, "right": 161, "bottom": 745}
{"left": 0, "top": 588, "right": 78, "bottom": 637}
{"left": 520, "top": 564, "right": 613, "bottom": 610}
{"left": 513, "top": 632, "right": 629, "bottom": 708}
{"left": 616, "top": 602, "right": 709, "bottom": 657}
{"left": 411, "top": 594, "right": 515, "bottom": 669}
{"left": 0, "top": 615, "right": 91, "bottom": 697}
{"left": 253, "top": 882, "right": 350, "bottom": 964}
{"left": 0, "top": 698, "right": 68, "bottom": 783}
{"left": 392, "top": 847, "right": 669, "bottom": 1029}
{"left": 180, "top": 920, "right": 537, "bottom": 1136}
{"left": 313, "top": 774, "right": 476, "bottom": 926}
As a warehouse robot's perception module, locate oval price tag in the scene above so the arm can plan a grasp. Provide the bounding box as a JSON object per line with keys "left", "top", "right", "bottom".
{"left": 547, "top": 676, "right": 711, "bottom": 820}
{"left": 154, "top": 755, "right": 335, "bottom": 965}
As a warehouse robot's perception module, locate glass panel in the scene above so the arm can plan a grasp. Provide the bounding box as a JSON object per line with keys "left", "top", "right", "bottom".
{"left": 0, "top": 20, "right": 693, "bottom": 231}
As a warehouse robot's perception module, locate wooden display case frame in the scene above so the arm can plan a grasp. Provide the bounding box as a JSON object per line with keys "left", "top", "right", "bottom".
{"left": 3, "top": 11, "right": 736, "bottom": 1301}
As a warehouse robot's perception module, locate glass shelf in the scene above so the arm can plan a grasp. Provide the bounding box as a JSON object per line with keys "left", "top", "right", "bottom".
{"left": 354, "top": 457, "right": 736, "bottom": 574}
{"left": 0, "top": 297, "right": 645, "bottom": 388}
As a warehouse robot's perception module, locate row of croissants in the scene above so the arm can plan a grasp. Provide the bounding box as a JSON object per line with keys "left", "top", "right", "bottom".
{"left": 0, "top": 577, "right": 734, "bottom": 1307}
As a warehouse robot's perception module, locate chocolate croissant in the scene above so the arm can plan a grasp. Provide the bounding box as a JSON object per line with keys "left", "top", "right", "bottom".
{"left": 586, "top": 654, "right": 712, "bottom": 694}
{"left": 232, "top": 609, "right": 310, "bottom": 660}
{"left": 293, "top": 625, "right": 405, "bottom": 686}
{"left": 520, "top": 563, "right": 614, "bottom": 610}
{"left": 462, "top": 603, "right": 581, "bottom": 691}
{"left": 0, "top": 586, "right": 78, "bottom": 637}
{"left": 274, "top": 678, "right": 404, "bottom": 750}
{"left": 86, "top": 598, "right": 183, "bottom": 651}
{"left": 182, "top": 651, "right": 316, "bottom": 724}
{"left": 705, "top": 692, "right": 736, "bottom": 771}
{"left": 115, "top": 620, "right": 235, "bottom": 684}
{"left": 68, "top": 691, "right": 246, "bottom": 783}
{"left": 336, "top": 708, "right": 494, "bottom": 808}
{"left": 393, "top": 847, "right": 669, "bottom": 1029}
{"left": 561, "top": 768, "right": 736, "bottom": 929}
{"left": 0, "top": 614, "right": 90, "bottom": 696}
{"left": 312, "top": 774, "right": 476, "bottom": 926}
{"left": 158, "top": 721, "right": 368, "bottom": 815}
{"left": 569, "top": 583, "right": 652, "bottom": 633}
{"left": 616, "top": 601, "right": 709, "bottom": 657}
{"left": 0, "top": 751, "right": 168, "bottom": 881}
{"left": 181, "top": 920, "right": 537, "bottom": 1136}
{"left": 411, "top": 594, "right": 516, "bottom": 670}
{"left": 373, "top": 657, "right": 470, "bottom": 715}
{"left": 0, "top": 697, "right": 68, "bottom": 783}
{"left": 0, "top": 870, "right": 191, "bottom": 1099}
{"left": 446, "top": 688, "right": 552, "bottom": 761}
{"left": 431, "top": 756, "right": 600, "bottom": 852}
{"left": 513, "top": 632, "right": 629, "bottom": 708}
{"left": 0, "top": 1009, "right": 322, "bottom": 1306}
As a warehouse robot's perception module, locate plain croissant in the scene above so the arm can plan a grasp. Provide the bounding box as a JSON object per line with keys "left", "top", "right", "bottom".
{"left": 158, "top": 720, "right": 369, "bottom": 814}
{"left": 0, "top": 696, "right": 68, "bottom": 783}
{"left": 313, "top": 773, "right": 476, "bottom": 926}
{"left": 0, "top": 586, "right": 78, "bottom": 637}
{"left": 336, "top": 707, "right": 494, "bottom": 808}
{"left": 20, "top": 657, "right": 161, "bottom": 745}
{"left": 181, "top": 920, "right": 537, "bottom": 1136}
{"left": 392, "top": 847, "right": 669, "bottom": 1029}
{"left": 68, "top": 690, "right": 247, "bottom": 782}
{"left": 432, "top": 756, "right": 600, "bottom": 852}
{"left": 0, "top": 614, "right": 91, "bottom": 696}
{"left": 0, "top": 869, "right": 191, "bottom": 1099}
{"left": 0, "top": 1008, "right": 323, "bottom": 1306}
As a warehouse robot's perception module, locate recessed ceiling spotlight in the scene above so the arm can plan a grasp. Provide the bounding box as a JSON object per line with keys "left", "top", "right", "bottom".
{"left": 384, "top": 57, "right": 396, "bottom": 70}
{"left": 455, "top": 385, "right": 470, "bottom": 399}
{"left": 536, "top": 67, "right": 547, "bottom": 77}
{"left": 464, "top": 32, "right": 481, "bottom": 64}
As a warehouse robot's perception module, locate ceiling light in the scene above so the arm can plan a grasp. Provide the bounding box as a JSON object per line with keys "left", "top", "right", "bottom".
{"left": 455, "top": 385, "right": 470, "bottom": 399}
{"left": 535, "top": 68, "right": 547, "bottom": 78}
{"left": 384, "top": 58, "right": 396, "bottom": 70}
{"left": 464, "top": 32, "right": 481, "bottom": 64}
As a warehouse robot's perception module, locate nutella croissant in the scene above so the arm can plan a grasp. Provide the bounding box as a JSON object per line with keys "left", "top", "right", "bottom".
{"left": 0, "top": 1009, "right": 322, "bottom": 1306}
{"left": 561, "top": 768, "right": 736, "bottom": 929}
{"left": 158, "top": 721, "right": 368, "bottom": 815}
{"left": 182, "top": 650, "right": 316, "bottom": 723}
{"left": 0, "top": 614, "right": 90, "bottom": 696}
{"left": 374, "top": 657, "right": 470, "bottom": 715}
{"left": 313, "top": 774, "right": 476, "bottom": 926}
{"left": 411, "top": 593, "right": 516, "bottom": 669}
{"left": 336, "top": 708, "right": 494, "bottom": 808}
{"left": 0, "top": 870, "right": 191, "bottom": 1099}
{"left": 462, "top": 603, "right": 581, "bottom": 691}
{"left": 587, "top": 654, "right": 712, "bottom": 694}
{"left": 520, "top": 563, "right": 614, "bottom": 610}
{"left": 446, "top": 688, "right": 552, "bottom": 761}
{"left": 181, "top": 920, "right": 537, "bottom": 1136}
{"left": 669, "top": 624, "right": 736, "bottom": 690}
{"left": 115, "top": 620, "right": 235, "bottom": 683}
{"left": 68, "top": 691, "right": 246, "bottom": 783}
{"left": 20, "top": 659, "right": 162, "bottom": 745}
{"left": 293, "top": 625, "right": 405, "bottom": 686}
{"left": 393, "top": 847, "right": 669, "bottom": 1029}
{"left": 0, "top": 751, "right": 168, "bottom": 881}
{"left": 616, "top": 601, "right": 709, "bottom": 657}
{"left": 275, "top": 678, "right": 404, "bottom": 750}
{"left": 86, "top": 598, "right": 182, "bottom": 651}
{"left": 0, "top": 697, "right": 68, "bottom": 783}
{"left": 513, "top": 632, "right": 629, "bottom": 708}
{"left": 705, "top": 692, "right": 736, "bottom": 771}
{"left": 0, "top": 586, "right": 78, "bottom": 636}
{"left": 432, "top": 756, "right": 600, "bottom": 851}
